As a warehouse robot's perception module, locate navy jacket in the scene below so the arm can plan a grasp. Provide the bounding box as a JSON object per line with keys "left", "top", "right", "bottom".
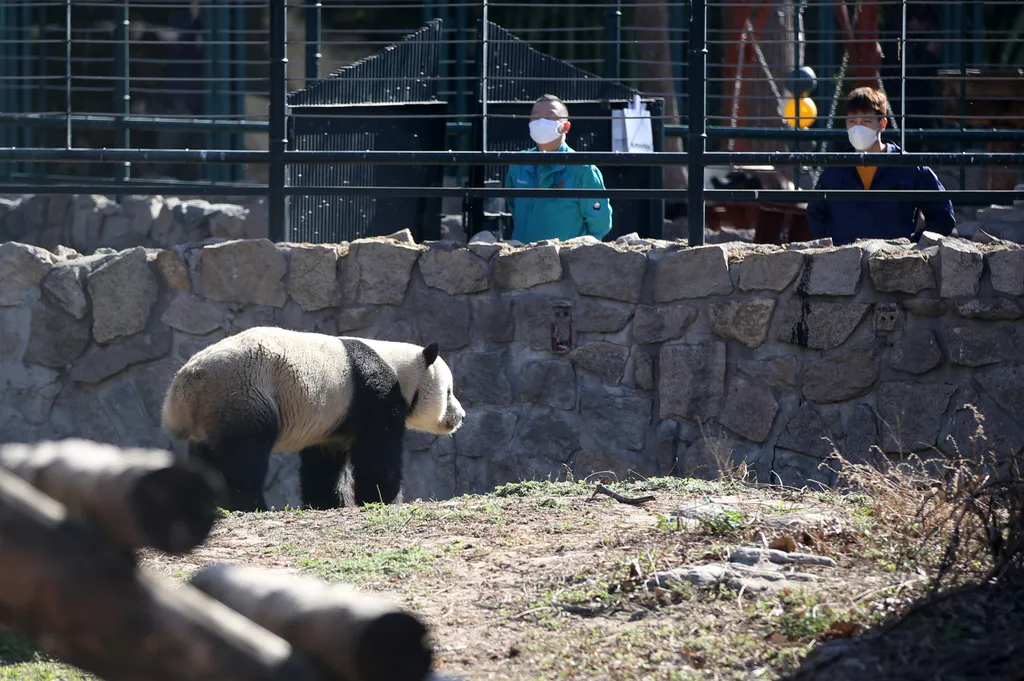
{"left": 807, "top": 143, "right": 956, "bottom": 245}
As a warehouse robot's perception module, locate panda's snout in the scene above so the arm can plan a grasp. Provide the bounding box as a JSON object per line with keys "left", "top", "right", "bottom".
{"left": 444, "top": 402, "right": 466, "bottom": 433}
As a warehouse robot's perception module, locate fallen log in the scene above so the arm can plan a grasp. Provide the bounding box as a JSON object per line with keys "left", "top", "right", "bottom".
{"left": 0, "top": 438, "right": 224, "bottom": 554}
{"left": 0, "top": 466, "right": 324, "bottom": 681}
{"left": 191, "top": 564, "right": 434, "bottom": 681}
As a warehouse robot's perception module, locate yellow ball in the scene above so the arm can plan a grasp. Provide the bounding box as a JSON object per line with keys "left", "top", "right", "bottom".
{"left": 783, "top": 96, "right": 817, "bottom": 129}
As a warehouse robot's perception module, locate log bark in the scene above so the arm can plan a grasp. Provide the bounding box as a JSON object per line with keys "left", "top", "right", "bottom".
{"left": 0, "top": 438, "right": 224, "bottom": 555}
{"left": 191, "top": 564, "right": 434, "bottom": 681}
{"left": 0, "top": 467, "right": 324, "bottom": 681}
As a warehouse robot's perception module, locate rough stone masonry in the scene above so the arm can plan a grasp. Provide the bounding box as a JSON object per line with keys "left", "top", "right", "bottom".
{"left": 1, "top": 217, "right": 1023, "bottom": 508}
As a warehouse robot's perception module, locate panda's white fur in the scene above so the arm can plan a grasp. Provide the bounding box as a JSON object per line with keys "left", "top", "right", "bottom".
{"left": 161, "top": 326, "right": 464, "bottom": 512}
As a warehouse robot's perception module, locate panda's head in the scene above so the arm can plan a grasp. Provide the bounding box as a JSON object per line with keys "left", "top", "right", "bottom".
{"left": 404, "top": 341, "right": 465, "bottom": 436}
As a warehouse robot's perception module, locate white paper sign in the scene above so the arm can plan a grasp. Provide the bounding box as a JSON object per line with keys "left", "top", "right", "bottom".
{"left": 625, "top": 95, "right": 653, "bottom": 153}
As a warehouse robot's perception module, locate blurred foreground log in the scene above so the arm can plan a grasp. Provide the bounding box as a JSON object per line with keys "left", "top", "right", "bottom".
{"left": 0, "top": 466, "right": 324, "bottom": 681}
{"left": 191, "top": 564, "right": 434, "bottom": 681}
{"left": 0, "top": 439, "right": 224, "bottom": 554}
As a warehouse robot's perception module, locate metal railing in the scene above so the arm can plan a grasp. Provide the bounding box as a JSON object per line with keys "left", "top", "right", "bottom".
{"left": 1, "top": 0, "right": 1022, "bottom": 246}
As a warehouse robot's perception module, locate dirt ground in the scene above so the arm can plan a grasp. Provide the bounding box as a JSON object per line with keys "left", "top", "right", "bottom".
{"left": 4, "top": 475, "right": 1022, "bottom": 681}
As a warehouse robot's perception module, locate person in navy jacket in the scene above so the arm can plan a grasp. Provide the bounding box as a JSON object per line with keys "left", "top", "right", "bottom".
{"left": 807, "top": 87, "right": 955, "bottom": 246}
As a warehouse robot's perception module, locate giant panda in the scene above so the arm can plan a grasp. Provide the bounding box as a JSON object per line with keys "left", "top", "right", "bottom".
{"left": 160, "top": 325, "right": 465, "bottom": 512}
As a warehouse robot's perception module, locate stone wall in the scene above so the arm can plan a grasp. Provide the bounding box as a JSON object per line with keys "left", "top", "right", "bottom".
{"left": 0, "top": 194, "right": 269, "bottom": 255}
{"left": 1, "top": 230, "right": 1023, "bottom": 508}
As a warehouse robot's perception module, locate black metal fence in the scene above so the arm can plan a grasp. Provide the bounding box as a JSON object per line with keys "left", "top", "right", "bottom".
{"left": 1, "top": 0, "right": 1023, "bottom": 246}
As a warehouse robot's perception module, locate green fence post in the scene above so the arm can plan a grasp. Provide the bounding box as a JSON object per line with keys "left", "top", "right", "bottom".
{"left": 268, "top": 0, "right": 288, "bottom": 242}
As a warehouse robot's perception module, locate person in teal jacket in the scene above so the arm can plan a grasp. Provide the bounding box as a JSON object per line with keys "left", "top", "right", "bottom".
{"left": 503, "top": 95, "right": 613, "bottom": 243}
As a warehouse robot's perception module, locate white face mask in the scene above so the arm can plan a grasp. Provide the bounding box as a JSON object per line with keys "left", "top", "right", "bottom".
{"left": 847, "top": 124, "right": 879, "bottom": 151}
{"left": 529, "top": 118, "right": 562, "bottom": 146}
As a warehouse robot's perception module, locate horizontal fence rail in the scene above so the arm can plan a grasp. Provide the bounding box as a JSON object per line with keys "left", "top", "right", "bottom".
{"left": 0, "top": 0, "right": 1022, "bottom": 245}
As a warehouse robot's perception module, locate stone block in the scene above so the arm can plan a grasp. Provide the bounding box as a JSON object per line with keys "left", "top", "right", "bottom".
{"left": 471, "top": 294, "right": 514, "bottom": 344}
{"left": 868, "top": 251, "right": 936, "bottom": 293}
{"left": 939, "top": 239, "right": 983, "bottom": 298}
{"left": 574, "top": 299, "right": 634, "bottom": 334}
{"left": 737, "top": 355, "right": 797, "bottom": 394}
{"left": 940, "top": 393, "right": 1024, "bottom": 459}
{"left": 773, "top": 299, "right": 870, "bottom": 350}
{"left": 419, "top": 245, "right": 490, "bottom": 296}
{"left": 717, "top": 377, "right": 779, "bottom": 443}
{"left": 70, "top": 194, "right": 118, "bottom": 250}
{"left": 504, "top": 408, "right": 579, "bottom": 467}
{"left": 652, "top": 245, "right": 733, "bottom": 302}
{"left": 801, "top": 246, "right": 863, "bottom": 295}
{"left": 454, "top": 350, "right": 513, "bottom": 406}
{"left": 777, "top": 404, "right": 843, "bottom": 460}
{"left": 21, "top": 302, "right": 91, "bottom": 369}
{"left": 953, "top": 299, "right": 1022, "bottom": 321}
{"left": 802, "top": 342, "right": 879, "bottom": 404}
{"left": 519, "top": 359, "right": 576, "bottom": 409}
{"left": 876, "top": 381, "right": 957, "bottom": 452}
{"left": 658, "top": 341, "right": 726, "bottom": 423}
{"left": 287, "top": 244, "right": 343, "bottom": 311}
{"left": 201, "top": 239, "right": 288, "bottom": 308}
{"left": 513, "top": 295, "right": 571, "bottom": 351}
{"left": 155, "top": 249, "right": 191, "bottom": 292}
{"left": 633, "top": 351, "right": 655, "bottom": 391}
{"left": 0, "top": 241, "right": 55, "bottom": 306}
{"left": 737, "top": 250, "right": 804, "bottom": 292}
{"left": 492, "top": 244, "right": 563, "bottom": 290}
{"left": 569, "top": 341, "right": 630, "bottom": 385}
{"left": 562, "top": 242, "right": 646, "bottom": 303}
{"left": 69, "top": 331, "right": 173, "bottom": 384}
{"left": 945, "top": 325, "right": 1013, "bottom": 367}
{"left": 160, "top": 292, "right": 224, "bottom": 335}
{"left": 843, "top": 403, "right": 881, "bottom": 465}
{"left": 708, "top": 298, "right": 776, "bottom": 348}
{"left": 416, "top": 290, "right": 471, "bottom": 351}
{"left": 987, "top": 248, "right": 1024, "bottom": 296}
{"left": 632, "top": 303, "right": 698, "bottom": 345}
{"left": 344, "top": 238, "right": 423, "bottom": 305}
{"left": 975, "top": 363, "right": 1024, "bottom": 423}
{"left": 873, "top": 303, "right": 902, "bottom": 333}
{"left": 87, "top": 247, "right": 159, "bottom": 344}
{"left": 888, "top": 329, "right": 943, "bottom": 375}
{"left": 41, "top": 265, "right": 87, "bottom": 319}
{"left": 901, "top": 297, "right": 947, "bottom": 317}
{"left": 580, "top": 388, "right": 653, "bottom": 452}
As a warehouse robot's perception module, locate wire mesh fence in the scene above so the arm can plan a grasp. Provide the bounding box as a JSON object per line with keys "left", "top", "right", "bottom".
{"left": 0, "top": 0, "right": 1022, "bottom": 242}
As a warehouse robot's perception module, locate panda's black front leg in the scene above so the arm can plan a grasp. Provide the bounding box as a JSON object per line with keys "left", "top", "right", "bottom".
{"left": 349, "top": 427, "right": 405, "bottom": 506}
{"left": 299, "top": 444, "right": 348, "bottom": 510}
{"left": 216, "top": 435, "right": 274, "bottom": 513}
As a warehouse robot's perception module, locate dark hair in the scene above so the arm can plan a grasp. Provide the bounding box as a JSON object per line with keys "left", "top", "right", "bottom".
{"left": 845, "top": 87, "right": 888, "bottom": 118}
{"left": 533, "top": 93, "right": 569, "bottom": 118}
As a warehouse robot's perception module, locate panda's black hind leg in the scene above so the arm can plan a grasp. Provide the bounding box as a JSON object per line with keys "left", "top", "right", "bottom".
{"left": 299, "top": 444, "right": 348, "bottom": 510}
{"left": 204, "top": 427, "right": 277, "bottom": 513}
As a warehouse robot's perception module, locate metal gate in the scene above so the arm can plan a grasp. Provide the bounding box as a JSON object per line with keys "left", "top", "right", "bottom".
{"left": 286, "top": 20, "right": 448, "bottom": 243}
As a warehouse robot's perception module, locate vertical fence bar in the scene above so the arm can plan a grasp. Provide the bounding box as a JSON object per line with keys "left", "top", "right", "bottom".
{"left": 958, "top": 0, "right": 966, "bottom": 190}
{"left": 899, "top": 0, "right": 906, "bottom": 152}
{"left": 216, "top": 0, "right": 231, "bottom": 179}
{"left": 0, "top": 2, "right": 11, "bottom": 179}
{"left": 480, "top": 0, "right": 489, "bottom": 154}
{"left": 792, "top": 2, "right": 802, "bottom": 188}
{"left": 202, "top": 2, "right": 216, "bottom": 180}
{"left": 269, "top": 0, "right": 288, "bottom": 241}
{"left": 603, "top": 0, "right": 621, "bottom": 80}
{"left": 65, "top": 0, "right": 72, "bottom": 150}
{"left": 232, "top": 0, "right": 247, "bottom": 182}
{"left": 305, "top": 0, "right": 321, "bottom": 87}
{"left": 115, "top": 0, "right": 131, "bottom": 184}
{"left": 687, "top": 0, "right": 707, "bottom": 245}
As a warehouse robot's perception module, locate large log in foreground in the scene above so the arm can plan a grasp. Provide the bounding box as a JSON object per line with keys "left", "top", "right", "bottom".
{"left": 0, "top": 467, "right": 323, "bottom": 681}
{"left": 0, "top": 439, "right": 224, "bottom": 554}
{"left": 191, "top": 564, "right": 434, "bottom": 681}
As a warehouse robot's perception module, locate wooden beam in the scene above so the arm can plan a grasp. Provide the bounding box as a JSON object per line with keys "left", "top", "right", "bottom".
{"left": 191, "top": 564, "right": 434, "bottom": 681}
{"left": 0, "top": 466, "right": 325, "bottom": 681}
{"left": 0, "top": 439, "right": 225, "bottom": 555}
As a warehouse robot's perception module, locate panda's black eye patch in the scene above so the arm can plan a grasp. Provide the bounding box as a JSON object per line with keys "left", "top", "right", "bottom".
{"left": 409, "top": 389, "right": 420, "bottom": 413}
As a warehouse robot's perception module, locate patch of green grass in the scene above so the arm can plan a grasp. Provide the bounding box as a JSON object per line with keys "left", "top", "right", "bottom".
{"left": 359, "top": 502, "right": 438, "bottom": 534}
{"left": 492, "top": 480, "right": 591, "bottom": 498}
{"left": 294, "top": 546, "right": 435, "bottom": 582}
{"left": 0, "top": 632, "right": 95, "bottom": 681}
{"left": 0, "top": 631, "right": 41, "bottom": 665}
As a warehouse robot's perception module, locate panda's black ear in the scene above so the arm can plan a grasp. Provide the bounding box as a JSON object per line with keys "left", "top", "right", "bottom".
{"left": 422, "top": 341, "right": 440, "bottom": 367}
